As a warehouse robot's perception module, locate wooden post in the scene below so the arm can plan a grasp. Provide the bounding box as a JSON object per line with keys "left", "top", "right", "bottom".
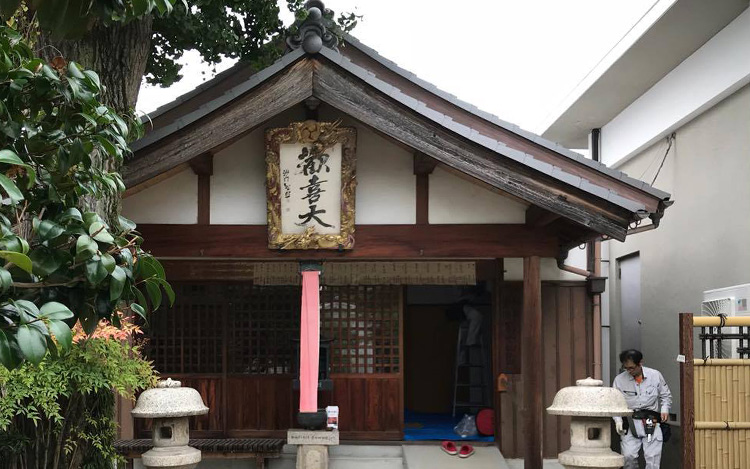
{"left": 492, "top": 258, "right": 505, "bottom": 448}
{"left": 189, "top": 153, "right": 213, "bottom": 225}
{"left": 413, "top": 152, "right": 436, "bottom": 225}
{"left": 523, "top": 256, "right": 543, "bottom": 468}
{"left": 680, "top": 313, "right": 695, "bottom": 469}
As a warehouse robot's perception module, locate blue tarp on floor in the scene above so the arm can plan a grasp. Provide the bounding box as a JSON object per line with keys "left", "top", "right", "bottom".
{"left": 403, "top": 410, "right": 494, "bottom": 442}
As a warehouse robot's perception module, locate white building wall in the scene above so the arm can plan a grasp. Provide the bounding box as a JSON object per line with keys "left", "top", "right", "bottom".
{"left": 601, "top": 7, "right": 750, "bottom": 167}
{"left": 606, "top": 83, "right": 750, "bottom": 419}
{"left": 429, "top": 167, "right": 527, "bottom": 224}
{"left": 121, "top": 169, "right": 197, "bottom": 224}
{"left": 349, "top": 124, "right": 416, "bottom": 225}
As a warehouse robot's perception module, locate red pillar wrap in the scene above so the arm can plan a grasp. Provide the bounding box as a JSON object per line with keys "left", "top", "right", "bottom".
{"left": 299, "top": 271, "right": 321, "bottom": 413}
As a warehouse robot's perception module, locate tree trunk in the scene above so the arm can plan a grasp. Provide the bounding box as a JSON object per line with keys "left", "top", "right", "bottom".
{"left": 37, "top": 18, "right": 153, "bottom": 226}
{"left": 38, "top": 18, "right": 153, "bottom": 112}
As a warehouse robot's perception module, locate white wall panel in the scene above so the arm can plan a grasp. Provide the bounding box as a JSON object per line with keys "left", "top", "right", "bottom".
{"left": 211, "top": 130, "right": 267, "bottom": 225}
{"left": 429, "top": 168, "right": 527, "bottom": 224}
{"left": 122, "top": 169, "right": 197, "bottom": 224}
{"left": 602, "top": 7, "right": 750, "bottom": 167}
{"left": 353, "top": 126, "right": 415, "bottom": 224}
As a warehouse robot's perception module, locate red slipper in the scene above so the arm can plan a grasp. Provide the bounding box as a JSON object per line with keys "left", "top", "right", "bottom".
{"left": 458, "top": 444, "right": 475, "bottom": 458}
{"left": 441, "top": 440, "right": 458, "bottom": 455}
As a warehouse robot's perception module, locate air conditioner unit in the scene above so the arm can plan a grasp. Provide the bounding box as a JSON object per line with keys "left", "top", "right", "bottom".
{"left": 701, "top": 284, "right": 750, "bottom": 358}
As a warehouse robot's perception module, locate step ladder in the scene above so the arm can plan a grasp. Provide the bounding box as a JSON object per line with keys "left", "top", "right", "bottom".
{"left": 452, "top": 323, "right": 491, "bottom": 417}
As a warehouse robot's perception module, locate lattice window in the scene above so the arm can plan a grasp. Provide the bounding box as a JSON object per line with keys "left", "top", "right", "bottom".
{"left": 227, "top": 285, "right": 300, "bottom": 374}
{"left": 147, "top": 283, "right": 401, "bottom": 376}
{"left": 321, "top": 285, "right": 401, "bottom": 374}
{"left": 147, "top": 283, "right": 224, "bottom": 374}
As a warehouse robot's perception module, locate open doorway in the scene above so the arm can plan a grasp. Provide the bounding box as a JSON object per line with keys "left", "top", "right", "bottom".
{"left": 403, "top": 285, "right": 494, "bottom": 442}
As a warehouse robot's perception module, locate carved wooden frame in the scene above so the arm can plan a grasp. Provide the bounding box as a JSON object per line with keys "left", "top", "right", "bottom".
{"left": 265, "top": 121, "right": 357, "bottom": 250}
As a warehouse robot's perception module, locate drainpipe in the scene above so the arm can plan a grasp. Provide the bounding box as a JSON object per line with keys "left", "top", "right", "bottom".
{"left": 589, "top": 129, "right": 603, "bottom": 381}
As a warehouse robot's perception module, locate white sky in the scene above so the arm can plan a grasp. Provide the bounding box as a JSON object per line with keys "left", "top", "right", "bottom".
{"left": 136, "top": 0, "right": 658, "bottom": 134}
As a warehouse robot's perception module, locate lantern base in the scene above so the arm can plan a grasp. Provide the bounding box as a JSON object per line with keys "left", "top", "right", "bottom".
{"left": 298, "top": 410, "right": 328, "bottom": 430}
{"left": 142, "top": 445, "right": 201, "bottom": 469}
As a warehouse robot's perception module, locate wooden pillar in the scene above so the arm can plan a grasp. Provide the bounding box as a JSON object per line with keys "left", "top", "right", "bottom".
{"left": 491, "top": 258, "right": 505, "bottom": 445}
{"left": 523, "top": 256, "right": 543, "bottom": 468}
{"left": 679, "top": 313, "right": 695, "bottom": 469}
{"left": 413, "top": 152, "right": 436, "bottom": 225}
{"left": 189, "top": 153, "right": 213, "bottom": 225}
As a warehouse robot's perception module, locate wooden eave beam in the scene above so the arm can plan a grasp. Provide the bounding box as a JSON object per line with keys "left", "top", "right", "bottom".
{"left": 525, "top": 205, "right": 561, "bottom": 227}
{"left": 136, "top": 224, "right": 558, "bottom": 259}
{"left": 311, "top": 59, "right": 630, "bottom": 241}
{"left": 124, "top": 59, "right": 315, "bottom": 188}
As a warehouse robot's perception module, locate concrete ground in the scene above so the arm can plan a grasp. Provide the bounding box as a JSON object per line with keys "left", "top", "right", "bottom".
{"left": 506, "top": 459, "right": 564, "bottom": 469}
{"left": 402, "top": 445, "right": 509, "bottom": 469}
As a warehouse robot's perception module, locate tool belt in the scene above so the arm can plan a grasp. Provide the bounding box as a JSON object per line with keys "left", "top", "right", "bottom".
{"left": 623, "top": 409, "right": 671, "bottom": 442}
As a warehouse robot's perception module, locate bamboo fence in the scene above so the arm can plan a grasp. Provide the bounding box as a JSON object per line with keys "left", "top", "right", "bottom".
{"left": 694, "top": 358, "right": 750, "bottom": 468}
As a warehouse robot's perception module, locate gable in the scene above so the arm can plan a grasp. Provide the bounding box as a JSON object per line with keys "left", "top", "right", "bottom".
{"left": 126, "top": 38, "right": 672, "bottom": 246}
{"left": 123, "top": 105, "right": 529, "bottom": 226}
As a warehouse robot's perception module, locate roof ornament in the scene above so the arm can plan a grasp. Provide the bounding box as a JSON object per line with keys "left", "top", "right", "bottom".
{"left": 287, "top": 0, "right": 339, "bottom": 54}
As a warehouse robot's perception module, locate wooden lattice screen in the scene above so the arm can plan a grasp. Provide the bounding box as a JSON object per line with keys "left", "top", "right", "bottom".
{"left": 148, "top": 283, "right": 401, "bottom": 376}
{"left": 320, "top": 285, "right": 402, "bottom": 374}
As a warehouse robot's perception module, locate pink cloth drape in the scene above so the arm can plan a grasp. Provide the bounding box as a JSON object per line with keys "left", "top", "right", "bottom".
{"left": 299, "top": 271, "right": 321, "bottom": 413}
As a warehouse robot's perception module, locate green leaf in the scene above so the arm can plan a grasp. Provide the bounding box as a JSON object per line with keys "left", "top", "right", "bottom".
{"left": 29, "top": 248, "right": 63, "bottom": 276}
{"left": 83, "top": 212, "right": 103, "bottom": 229}
{"left": 15, "top": 300, "right": 40, "bottom": 319}
{"left": 130, "top": 302, "right": 147, "bottom": 322}
{"left": 58, "top": 208, "right": 83, "bottom": 224}
{"left": 34, "top": 219, "right": 65, "bottom": 241}
{"left": 110, "top": 265, "right": 126, "bottom": 301}
{"left": 0, "top": 250, "right": 33, "bottom": 273}
{"left": 0, "top": 329, "right": 16, "bottom": 369}
{"left": 132, "top": 0, "right": 149, "bottom": 16}
{"left": 118, "top": 215, "right": 136, "bottom": 232}
{"left": 101, "top": 253, "right": 116, "bottom": 273}
{"left": 145, "top": 279, "right": 162, "bottom": 311}
{"left": 48, "top": 319, "right": 72, "bottom": 351}
{"left": 0, "top": 173, "right": 24, "bottom": 203}
{"left": 156, "top": 277, "right": 176, "bottom": 306}
{"left": 68, "top": 61, "right": 85, "bottom": 79}
{"left": 80, "top": 309, "right": 99, "bottom": 335}
{"left": 40, "top": 301, "right": 74, "bottom": 320}
{"left": 75, "top": 235, "right": 98, "bottom": 261}
{"left": 84, "top": 259, "right": 108, "bottom": 286}
{"left": 0, "top": 149, "right": 36, "bottom": 188}
{"left": 17, "top": 324, "right": 47, "bottom": 365}
{"left": 0, "top": 267, "right": 11, "bottom": 293}
{"left": 89, "top": 221, "right": 114, "bottom": 243}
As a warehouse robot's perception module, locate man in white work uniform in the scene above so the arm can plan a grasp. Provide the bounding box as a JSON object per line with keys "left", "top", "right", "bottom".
{"left": 613, "top": 349, "right": 672, "bottom": 469}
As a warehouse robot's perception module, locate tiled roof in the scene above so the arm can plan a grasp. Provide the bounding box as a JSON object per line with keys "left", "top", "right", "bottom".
{"left": 131, "top": 39, "right": 670, "bottom": 216}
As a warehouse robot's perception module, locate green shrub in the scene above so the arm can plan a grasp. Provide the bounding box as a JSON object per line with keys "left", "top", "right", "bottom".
{"left": 0, "top": 329, "right": 156, "bottom": 469}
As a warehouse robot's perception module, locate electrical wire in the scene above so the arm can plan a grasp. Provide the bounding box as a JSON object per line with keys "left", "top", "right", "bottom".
{"left": 650, "top": 132, "right": 676, "bottom": 186}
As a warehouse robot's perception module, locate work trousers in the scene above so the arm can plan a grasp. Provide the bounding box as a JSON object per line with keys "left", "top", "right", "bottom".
{"left": 621, "top": 432, "right": 663, "bottom": 469}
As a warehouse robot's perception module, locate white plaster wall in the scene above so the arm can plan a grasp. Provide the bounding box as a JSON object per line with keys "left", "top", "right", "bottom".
{"left": 318, "top": 107, "right": 416, "bottom": 225}
{"left": 210, "top": 107, "right": 417, "bottom": 225}
{"left": 606, "top": 83, "right": 750, "bottom": 419}
{"left": 350, "top": 124, "right": 415, "bottom": 224}
{"left": 429, "top": 168, "right": 527, "bottom": 224}
{"left": 602, "top": 7, "right": 750, "bottom": 167}
{"left": 211, "top": 109, "right": 306, "bottom": 224}
{"left": 122, "top": 169, "right": 197, "bottom": 224}
{"left": 211, "top": 129, "right": 268, "bottom": 224}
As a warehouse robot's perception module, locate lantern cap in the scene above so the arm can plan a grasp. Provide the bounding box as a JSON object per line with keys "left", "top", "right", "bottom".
{"left": 547, "top": 377, "right": 632, "bottom": 417}
{"left": 132, "top": 379, "right": 209, "bottom": 418}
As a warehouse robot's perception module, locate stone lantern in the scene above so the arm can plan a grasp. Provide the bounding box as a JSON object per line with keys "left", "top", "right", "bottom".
{"left": 132, "top": 379, "right": 209, "bottom": 469}
{"left": 547, "top": 377, "right": 632, "bottom": 469}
